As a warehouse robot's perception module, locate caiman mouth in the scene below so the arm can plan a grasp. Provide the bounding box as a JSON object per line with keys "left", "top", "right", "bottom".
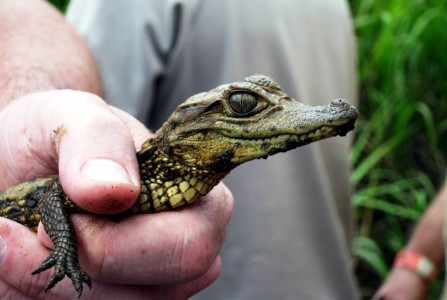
{"left": 225, "top": 119, "right": 356, "bottom": 165}
{"left": 220, "top": 118, "right": 356, "bottom": 141}
{"left": 265, "top": 120, "right": 356, "bottom": 154}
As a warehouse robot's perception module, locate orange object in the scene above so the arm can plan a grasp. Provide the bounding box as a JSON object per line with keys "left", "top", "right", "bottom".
{"left": 394, "top": 250, "right": 437, "bottom": 282}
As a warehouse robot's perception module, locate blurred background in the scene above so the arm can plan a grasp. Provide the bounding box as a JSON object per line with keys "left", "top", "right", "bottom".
{"left": 348, "top": 0, "right": 447, "bottom": 298}
{"left": 50, "top": 0, "right": 447, "bottom": 298}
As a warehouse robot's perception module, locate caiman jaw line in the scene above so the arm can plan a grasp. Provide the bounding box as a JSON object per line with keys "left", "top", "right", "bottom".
{"left": 221, "top": 124, "right": 350, "bottom": 141}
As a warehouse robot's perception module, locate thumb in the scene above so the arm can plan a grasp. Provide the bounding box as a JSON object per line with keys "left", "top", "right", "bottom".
{"left": 0, "top": 90, "right": 142, "bottom": 214}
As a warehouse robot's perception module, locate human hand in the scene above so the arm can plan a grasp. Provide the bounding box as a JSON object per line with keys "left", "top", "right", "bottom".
{"left": 373, "top": 267, "right": 428, "bottom": 300}
{"left": 0, "top": 90, "right": 233, "bottom": 299}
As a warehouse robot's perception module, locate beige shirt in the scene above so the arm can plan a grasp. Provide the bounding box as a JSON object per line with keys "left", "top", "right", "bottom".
{"left": 67, "top": 1, "right": 359, "bottom": 299}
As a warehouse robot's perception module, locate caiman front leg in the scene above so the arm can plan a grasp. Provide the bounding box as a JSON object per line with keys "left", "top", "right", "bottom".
{"left": 31, "top": 182, "right": 91, "bottom": 297}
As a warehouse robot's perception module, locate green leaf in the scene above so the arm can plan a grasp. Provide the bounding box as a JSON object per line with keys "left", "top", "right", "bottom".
{"left": 48, "top": 0, "right": 71, "bottom": 13}
{"left": 353, "top": 236, "right": 388, "bottom": 279}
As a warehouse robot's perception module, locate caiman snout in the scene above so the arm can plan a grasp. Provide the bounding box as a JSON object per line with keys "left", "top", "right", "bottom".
{"left": 330, "top": 98, "right": 359, "bottom": 121}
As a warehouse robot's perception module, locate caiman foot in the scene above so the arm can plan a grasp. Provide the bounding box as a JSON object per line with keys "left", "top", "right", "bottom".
{"left": 34, "top": 182, "right": 91, "bottom": 297}
{"left": 32, "top": 250, "right": 91, "bottom": 297}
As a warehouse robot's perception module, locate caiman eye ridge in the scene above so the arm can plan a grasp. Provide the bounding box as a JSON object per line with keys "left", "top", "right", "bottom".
{"left": 228, "top": 92, "right": 258, "bottom": 115}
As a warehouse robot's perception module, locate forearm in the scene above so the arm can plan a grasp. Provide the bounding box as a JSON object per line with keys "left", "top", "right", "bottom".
{"left": 0, "top": 0, "right": 101, "bottom": 107}
{"left": 404, "top": 181, "right": 447, "bottom": 267}
{"left": 374, "top": 182, "right": 447, "bottom": 299}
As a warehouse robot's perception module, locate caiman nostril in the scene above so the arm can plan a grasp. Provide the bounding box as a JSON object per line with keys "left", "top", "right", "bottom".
{"left": 331, "top": 98, "right": 348, "bottom": 106}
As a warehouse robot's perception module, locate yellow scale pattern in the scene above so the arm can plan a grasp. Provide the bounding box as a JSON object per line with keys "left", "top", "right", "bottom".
{"left": 136, "top": 147, "right": 225, "bottom": 213}
{"left": 0, "top": 177, "right": 56, "bottom": 229}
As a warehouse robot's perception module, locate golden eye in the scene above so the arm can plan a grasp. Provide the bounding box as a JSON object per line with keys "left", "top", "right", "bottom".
{"left": 228, "top": 92, "right": 258, "bottom": 115}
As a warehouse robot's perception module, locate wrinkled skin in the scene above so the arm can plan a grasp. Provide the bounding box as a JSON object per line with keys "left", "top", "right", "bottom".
{"left": 0, "top": 90, "right": 233, "bottom": 299}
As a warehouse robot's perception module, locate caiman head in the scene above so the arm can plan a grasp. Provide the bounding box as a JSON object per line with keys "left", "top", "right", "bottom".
{"left": 149, "top": 74, "right": 358, "bottom": 173}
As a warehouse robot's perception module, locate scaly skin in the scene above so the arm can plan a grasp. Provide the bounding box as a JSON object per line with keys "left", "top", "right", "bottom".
{"left": 0, "top": 75, "right": 358, "bottom": 297}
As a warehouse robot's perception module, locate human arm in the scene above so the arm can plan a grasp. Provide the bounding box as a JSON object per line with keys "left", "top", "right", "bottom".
{"left": 0, "top": 1, "right": 233, "bottom": 298}
{"left": 0, "top": 0, "right": 101, "bottom": 105}
{"left": 374, "top": 181, "right": 447, "bottom": 300}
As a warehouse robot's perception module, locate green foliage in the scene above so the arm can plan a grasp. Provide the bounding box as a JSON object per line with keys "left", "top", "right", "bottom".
{"left": 49, "top": 0, "right": 70, "bottom": 13}
{"left": 349, "top": 0, "right": 447, "bottom": 298}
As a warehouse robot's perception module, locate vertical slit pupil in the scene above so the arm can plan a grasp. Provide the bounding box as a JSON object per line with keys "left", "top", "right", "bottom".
{"left": 229, "top": 92, "right": 258, "bottom": 115}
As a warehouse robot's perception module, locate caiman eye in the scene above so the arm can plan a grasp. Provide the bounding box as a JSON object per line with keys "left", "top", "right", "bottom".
{"left": 228, "top": 92, "right": 258, "bottom": 115}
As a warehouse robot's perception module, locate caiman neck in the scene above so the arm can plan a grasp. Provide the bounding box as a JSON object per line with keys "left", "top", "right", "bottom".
{"left": 130, "top": 139, "right": 228, "bottom": 213}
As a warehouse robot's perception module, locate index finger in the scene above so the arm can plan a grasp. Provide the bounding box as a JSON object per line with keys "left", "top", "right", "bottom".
{"left": 52, "top": 183, "right": 234, "bottom": 285}
{"left": 0, "top": 217, "right": 223, "bottom": 299}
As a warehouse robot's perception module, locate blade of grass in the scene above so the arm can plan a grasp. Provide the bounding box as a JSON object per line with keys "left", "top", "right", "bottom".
{"left": 353, "top": 236, "right": 388, "bottom": 279}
